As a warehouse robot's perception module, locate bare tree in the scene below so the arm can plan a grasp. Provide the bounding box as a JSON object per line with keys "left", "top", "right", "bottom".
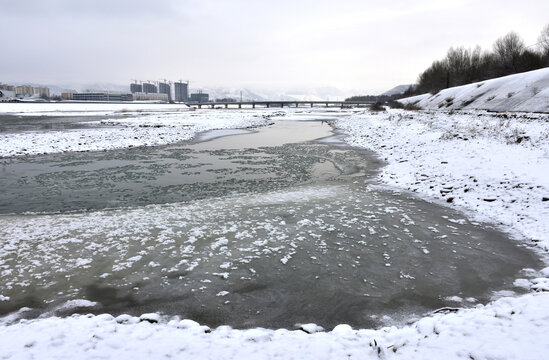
{"left": 446, "top": 47, "right": 471, "bottom": 86}
{"left": 417, "top": 60, "right": 448, "bottom": 93}
{"left": 468, "top": 46, "right": 495, "bottom": 82}
{"left": 415, "top": 28, "right": 546, "bottom": 95}
{"left": 538, "top": 23, "right": 549, "bottom": 58}
{"left": 493, "top": 31, "right": 525, "bottom": 74}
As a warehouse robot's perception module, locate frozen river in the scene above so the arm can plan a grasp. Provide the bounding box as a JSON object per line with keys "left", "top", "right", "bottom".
{"left": 0, "top": 119, "right": 541, "bottom": 329}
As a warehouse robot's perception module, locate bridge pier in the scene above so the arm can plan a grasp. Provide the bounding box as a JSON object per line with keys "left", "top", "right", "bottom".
{"left": 295, "top": 103, "right": 298, "bottom": 108}
{"left": 211, "top": 104, "right": 214, "bottom": 109}
{"left": 310, "top": 103, "right": 313, "bottom": 107}
{"left": 239, "top": 104, "right": 242, "bottom": 109}
{"left": 266, "top": 103, "right": 270, "bottom": 108}
{"left": 252, "top": 103, "right": 255, "bottom": 108}
{"left": 225, "top": 103, "right": 228, "bottom": 109}
{"left": 198, "top": 104, "right": 202, "bottom": 109}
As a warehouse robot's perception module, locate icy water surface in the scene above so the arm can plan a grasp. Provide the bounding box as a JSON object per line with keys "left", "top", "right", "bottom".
{"left": 0, "top": 121, "right": 337, "bottom": 214}
{"left": 0, "top": 120, "right": 541, "bottom": 329}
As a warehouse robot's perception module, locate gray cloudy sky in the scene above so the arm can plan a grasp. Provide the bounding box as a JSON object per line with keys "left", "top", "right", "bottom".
{"left": 1, "top": 0, "right": 548, "bottom": 94}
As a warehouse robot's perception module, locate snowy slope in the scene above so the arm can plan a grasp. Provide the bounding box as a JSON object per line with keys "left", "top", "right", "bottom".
{"left": 399, "top": 67, "right": 549, "bottom": 112}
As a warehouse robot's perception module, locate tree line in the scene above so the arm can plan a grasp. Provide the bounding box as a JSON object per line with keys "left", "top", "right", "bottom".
{"left": 415, "top": 24, "right": 549, "bottom": 95}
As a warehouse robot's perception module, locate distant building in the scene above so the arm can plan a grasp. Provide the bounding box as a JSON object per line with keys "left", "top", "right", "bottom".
{"left": 142, "top": 82, "right": 157, "bottom": 94}
{"left": 15, "top": 85, "right": 34, "bottom": 97}
{"left": 0, "top": 84, "right": 15, "bottom": 91}
{"left": 13, "top": 85, "right": 51, "bottom": 98}
{"left": 33, "top": 87, "right": 50, "bottom": 98}
{"left": 158, "top": 82, "right": 171, "bottom": 102}
{"left": 130, "top": 83, "right": 143, "bottom": 93}
{"left": 61, "top": 90, "right": 76, "bottom": 100}
{"left": 189, "top": 91, "right": 209, "bottom": 102}
{"left": 132, "top": 92, "right": 169, "bottom": 102}
{"left": 72, "top": 91, "right": 133, "bottom": 102}
{"left": 174, "top": 81, "right": 188, "bottom": 102}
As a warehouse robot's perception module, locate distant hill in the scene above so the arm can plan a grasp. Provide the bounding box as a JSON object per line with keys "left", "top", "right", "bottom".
{"left": 197, "top": 88, "right": 267, "bottom": 102}
{"left": 381, "top": 84, "right": 415, "bottom": 96}
{"left": 399, "top": 68, "right": 549, "bottom": 113}
{"left": 201, "top": 86, "right": 348, "bottom": 101}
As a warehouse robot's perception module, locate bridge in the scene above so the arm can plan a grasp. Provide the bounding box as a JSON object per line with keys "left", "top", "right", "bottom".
{"left": 184, "top": 100, "right": 374, "bottom": 109}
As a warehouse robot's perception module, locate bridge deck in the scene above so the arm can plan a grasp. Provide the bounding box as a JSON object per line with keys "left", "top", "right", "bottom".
{"left": 184, "top": 100, "right": 373, "bottom": 108}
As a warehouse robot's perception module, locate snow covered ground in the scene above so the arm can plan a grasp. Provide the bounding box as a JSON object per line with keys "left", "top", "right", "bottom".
{"left": 0, "top": 102, "right": 191, "bottom": 116}
{"left": 1, "top": 104, "right": 549, "bottom": 358}
{"left": 0, "top": 105, "right": 351, "bottom": 157}
{"left": 399, "top": 67, "right": 549, "bottom": 113}
{"left": 336, "top": 109, "right": 549, "bottom": 250}
{"left": 0, "top": 109, "right": 288, "bottom": 157}
{"left": 1, "top": 292, "right": 548, "bottom": 359}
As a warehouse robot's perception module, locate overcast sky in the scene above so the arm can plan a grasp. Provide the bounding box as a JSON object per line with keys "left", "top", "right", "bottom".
{"left": 1, "top": 0, "right": 548, "bottom": 95}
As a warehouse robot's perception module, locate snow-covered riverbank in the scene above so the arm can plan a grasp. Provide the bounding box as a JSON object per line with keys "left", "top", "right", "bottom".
{"left": 0, "top": 102, "right": 191, "bottom": 116}
{"left": 336, "top": 109, "right": 549, "bottom": 251}
{"left": 1, "top": 107, "right": 549, "bottom": 359}
{"left": 1, "top": 291, "right": 548, "bottom": 359}
{"left": 0, "top": 109, "right": 284, "bottom": 157}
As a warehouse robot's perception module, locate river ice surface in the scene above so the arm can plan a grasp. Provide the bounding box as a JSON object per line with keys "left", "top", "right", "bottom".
{"left": 0, "top": 120, "right": 541, "bottom": 330}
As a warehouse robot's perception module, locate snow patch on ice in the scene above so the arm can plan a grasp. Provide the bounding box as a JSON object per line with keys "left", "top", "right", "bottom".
{"left": 57, "top": 299, "right": 97, "bottom": 310}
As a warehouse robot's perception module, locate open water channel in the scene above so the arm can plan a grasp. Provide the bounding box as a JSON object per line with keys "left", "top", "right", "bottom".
{"left": 0, "top": 118, "right": 541, "bottom": 329}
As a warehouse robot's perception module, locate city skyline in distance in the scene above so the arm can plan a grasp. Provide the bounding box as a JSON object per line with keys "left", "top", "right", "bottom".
{"left": 2, "top": 79, "right": 356, "bottom": 102}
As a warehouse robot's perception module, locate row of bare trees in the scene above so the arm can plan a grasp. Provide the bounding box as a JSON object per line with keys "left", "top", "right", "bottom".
{"left": 415, "top": 24, "right": 549, "bottom": 94}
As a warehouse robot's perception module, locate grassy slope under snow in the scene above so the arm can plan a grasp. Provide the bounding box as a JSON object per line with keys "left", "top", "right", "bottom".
{"left": 399, "top": 67, "right": 549, "bottom": 113}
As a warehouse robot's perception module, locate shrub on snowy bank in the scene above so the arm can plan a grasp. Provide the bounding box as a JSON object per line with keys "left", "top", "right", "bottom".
{"left": 370, "top": 102, "right": 386, "bottom": 111}
{"left": 386, "top": 100, "right": 422, "bottom": 111}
